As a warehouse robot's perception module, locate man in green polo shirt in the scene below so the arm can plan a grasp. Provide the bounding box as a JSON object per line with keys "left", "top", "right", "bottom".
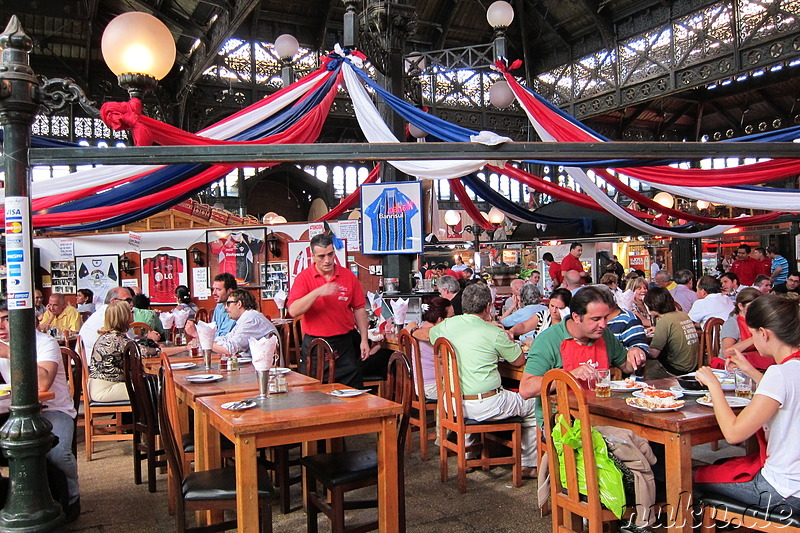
{"left": 430, "top": 283, "right": 538, "bottom": 478}
{"left": 519, "top": 286, "right": 645, "bottom": 425}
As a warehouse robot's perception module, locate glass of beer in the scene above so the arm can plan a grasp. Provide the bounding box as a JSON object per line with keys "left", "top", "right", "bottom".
{"left": 734, "top": 370, "right": 753, "bottom": 399}
{"left": 595, "top": 369, "right": 612, "bottom": 398}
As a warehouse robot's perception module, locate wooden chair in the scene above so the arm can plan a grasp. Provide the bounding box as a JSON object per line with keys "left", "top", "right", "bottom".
{"left": 130, "top": 321, "right": 153, "bottom": 340}
{"left": 301, "top": 351, "right": 413, "bottom": 533}
{"left": 302, "top": 338, "right": 336, "bottom": 384}
{"left": 698, "top": 317, "right": 724, "bottom": 368}
{"left": 194, "top": 308, "right": 209, "bottom": 324}
{"left": 76, "top": 335, "right": 133, "bottom": 461}
{"left": 286, "top": 319, "right": 303, "bottom": 369}
{"left": 433, "top": 337, "right": 523, "bottom": 493}
{"left": 541, "top": 368, "right": 620, "bottom": 532}
{"left": 699, "top": 493, "right": 800, "bottom": 531}
{"left": 399, "top": 329, "right": 437, "bottom": 461}
{"left": 158, "top": 368, "right": 274, "bottom": 533}
{"left": 123, "top": 341, "right": 165, "bottom": 492}
{"left": 60, "top": 346, "right": 83, "bottom": 457}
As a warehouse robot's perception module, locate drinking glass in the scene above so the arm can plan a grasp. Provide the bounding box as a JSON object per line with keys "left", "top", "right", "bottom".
{"left": 256, "top": 370, "right": 270, "bottom": 399}
{"left": 734, "top": 369, "right": 753, "bottom": 399}
{"left": 595, "top": 369, "right": 612, "bottom": 398}
{"left": 202, "top": 349, "right": 213, "bottom": 370}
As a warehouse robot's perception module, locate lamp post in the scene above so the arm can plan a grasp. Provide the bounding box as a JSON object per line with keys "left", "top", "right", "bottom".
{"left": 0, "top": 13, "right": 174, "bottom": 530}
{"left": 486, "top": 0, "right": 514, "bottom": 62}
{"left": 274, "top": 34, "right": 299, "bottom": 88}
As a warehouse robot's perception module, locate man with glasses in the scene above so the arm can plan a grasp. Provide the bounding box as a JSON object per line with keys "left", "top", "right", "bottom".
{"left": 211, "top": 289, "right": 276, "bottom": 356}
{"left": 288, "top": 234, "right": 369, "bottom": 388}
{"left": 79, "top": 287, "right": 156, "bottom": 355}
{"left": 39, "top": 292, "right": 82, "bottom": 334}
{"left": 773, "top": 271, "right": 800, "bottom": 296}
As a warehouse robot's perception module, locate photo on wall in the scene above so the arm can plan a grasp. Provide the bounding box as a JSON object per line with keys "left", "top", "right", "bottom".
{"left": 76, "top": 255, "right": 120, "bottom": 305}
{"left": 360, "top": 181, "right": 423, "bottom": 255}
{"left": 140, "top": 250, "right": 189, "bottom": 305}
{"left": 206, "top": 229, "right": 266, "bottom": 287}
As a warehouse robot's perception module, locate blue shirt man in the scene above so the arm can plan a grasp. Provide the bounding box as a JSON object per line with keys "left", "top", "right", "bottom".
{"left": 186, "top": 273, "right": 237, "bottom": 337}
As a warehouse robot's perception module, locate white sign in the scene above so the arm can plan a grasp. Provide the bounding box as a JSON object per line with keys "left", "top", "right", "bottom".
{"left": 58, "top": 238, "right": 74, "bottom": 260}
{"left": 121, "top": 278, "right": 138, "bottom": 288}
{"left": 5, "top": 197, "right": 33, "bottom": 309}
{"left": 128, "top": 231, "right": 142, "bottom": 251}
{"left": 308, "top": 222, "right": 325, "bottom": 238}
{"left": 193, "top": 268, "right": 210, "bottom": 300}
{"left": 338, "top": 220, "right": 361, "bottom": 251}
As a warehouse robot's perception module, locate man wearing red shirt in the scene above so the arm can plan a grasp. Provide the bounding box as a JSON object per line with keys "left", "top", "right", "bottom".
{"left": 288, "top": 234, "right": 369, "bottom": 388}
{"left": 752, "top": 246, "right": 772, "bottom": 277}
{"left": 729, "top": 244, "right": 760, "bottom": 286}
{"left": 560, "top": 242, "right": 588, "bottom": 281}
{"left": 542, "top": 252, "right": 562, "bottom": 288}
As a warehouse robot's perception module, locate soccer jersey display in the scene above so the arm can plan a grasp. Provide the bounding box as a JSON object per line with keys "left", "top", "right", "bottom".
{"left": 364, "top": 187, "right": 419, "bottom": 252}
{"left": 210, "top": 232, "right": 264, "bottom": 285}
{"left": 142, "top": 253, "right": 184, "bottom": 304}
{"left": 77, "top": 257, "right": 118, "bottom": 304}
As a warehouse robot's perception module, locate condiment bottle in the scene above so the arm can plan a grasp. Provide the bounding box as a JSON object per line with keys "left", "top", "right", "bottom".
{"left": 229, "top": 353, "right": 239, "bottom": 371}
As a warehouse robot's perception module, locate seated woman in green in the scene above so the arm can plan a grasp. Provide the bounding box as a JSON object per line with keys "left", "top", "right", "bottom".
{"left": 642, "top": 287, "right": 699, "bottom": 378}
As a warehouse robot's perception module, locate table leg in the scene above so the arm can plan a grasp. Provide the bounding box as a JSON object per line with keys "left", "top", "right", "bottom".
{"left": 301, "top": 440, "right": 319, "bottom": 511}
{"left": 664, "top": 432, "right": 695, "bottom": 532}
{"left": 235, "top": 437, "right": 260, "bottom": 533}
{"left": 377, "top": 416, "right": 400, "bottom": 533}
{"left": 195, "top": 408, "right": 223, "bottom": 525}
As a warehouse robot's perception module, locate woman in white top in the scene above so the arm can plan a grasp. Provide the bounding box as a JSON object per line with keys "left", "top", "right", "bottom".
{"left": 695, "top": 295, "right": 800, "bottom": 517}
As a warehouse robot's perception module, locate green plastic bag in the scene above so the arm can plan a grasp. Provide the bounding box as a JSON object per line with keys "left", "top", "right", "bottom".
{"left": 551, "top": 414, "right": 626, "bottom": 518}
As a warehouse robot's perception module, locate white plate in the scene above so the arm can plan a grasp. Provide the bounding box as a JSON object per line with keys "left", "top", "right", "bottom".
{"left": 609, "top": 380, "right": 646, "bottom": 392}
{"left": 221, "top": 400, "right": 257, "bottom": 411}
{"left": 170, "top": 362, "right": 196, "bottom": 370}
{"left": 330, "top": 389, "right": 368, "bottom": 398}
{"left": 625, "top": 397, "right": 685, "bottom": 412}
{"left": 696, "top": 395, "right": 751, "bottom": 408}
{"left": 670, "top": 385, "right": 708, "bottom": 396}
{"left": 270, "top": 367, "right": 290, "bottom": 374}
{"left": 633, "top": 389, "right": 683, "bottom": 400}
{"left": 186, "top": 374, "right": 224, "bottom": 383}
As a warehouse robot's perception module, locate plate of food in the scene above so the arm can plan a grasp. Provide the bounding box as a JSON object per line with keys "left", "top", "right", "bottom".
{"left": 330, "top": 389, "right": 368, "bottom": 398}
{"left": 626, "top": 396, "right": 685, "bottom": 412}
{"left": 170, "top": 362, "right": 196, "bottom": 370}
{"left": 609, "top": 378, "right": 646, "bottom": 392}
{"left": 221, "top": 400, "right": 257, "bottom": 411}
{"left": 696, "top": 395, "right": 751, "bottom": 408}
{"left": 185, "top": 374, "right": 224, "bottom": 383}
{"left": 670, "top": 385, "right": 708, "bottom": 396}
{"left": 633, "top": 388, "right": 683, "bottom": 400}
{"left": 269, "top": 367, "right": 290, "bottom": 374}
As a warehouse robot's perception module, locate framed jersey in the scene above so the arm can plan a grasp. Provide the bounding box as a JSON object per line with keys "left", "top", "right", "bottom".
{"left": 140, "top": 250, "right": 188, "bottom": 305}
{"left": 360, "top": 181, "right": 423, "bottom": 255}
{"left": 76, "top": 254, "right": 120, "bottom": 305}
{"left": 206, "top": 229, "right": 266, "bottom": 287}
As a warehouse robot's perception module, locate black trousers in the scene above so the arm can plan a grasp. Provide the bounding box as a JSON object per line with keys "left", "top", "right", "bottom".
{"left": 301, "top": 330, "right": 363, "bottom": 389}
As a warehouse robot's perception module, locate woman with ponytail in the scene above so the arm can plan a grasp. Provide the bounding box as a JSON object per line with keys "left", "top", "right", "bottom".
{"left": 695, "top": 294, "right": 800, "bottom": 517}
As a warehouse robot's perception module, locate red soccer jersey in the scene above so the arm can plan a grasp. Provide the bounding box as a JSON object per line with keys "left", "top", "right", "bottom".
{"left": 143, "top": 254, "right": 184, "bottom": 303}
{"left": 561, "top": 253, "right": 584, "bottom": 274}
{"left": 287, "top": 264, "right": 366, "bottom": 337}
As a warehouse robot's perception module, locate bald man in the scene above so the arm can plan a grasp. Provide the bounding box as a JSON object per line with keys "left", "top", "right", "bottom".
{"left": 39, "top": 293, "right": 82, "bottom": 333}
{"left": 502, "top": 279, "right": 526, "bottom": 315}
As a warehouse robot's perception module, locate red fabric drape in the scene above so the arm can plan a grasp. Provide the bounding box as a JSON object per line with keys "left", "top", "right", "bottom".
{"left": 448, "top": 178, "right": 494, "bottom": 230}
{"left": 317, "top": 164, "right": 380, "bottom": 221}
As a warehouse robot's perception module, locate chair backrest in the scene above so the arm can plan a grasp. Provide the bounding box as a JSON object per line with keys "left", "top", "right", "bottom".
{"left": 79, "top": 311, "right": 92, "bottom": 324}
{"left": 60, "top": 347, "right": 82, "bottom": 413}
{"left": 700, "top": 317, "right": 725, "bottom": 368}
{"left": 124, "top": 341, "right": 160, "bottom": 434}
{"left": 384, "top": 350, "right": 414, "bottom": 451}
{"left": 398, "top": 329, "right": 425, "bottom": 404}
{"left": 540, "top": 369, "right": 605, "bottom": 522}
{"left": 130, "top": 321, "right": 152, "bottom": 339}
{"left": 158, "top": 353, "right": 185, "bottom": 480}
{"left": 75, "top": 335, "right": 92, "bottom": 403}
{"left": 433, "top": 337, "right": 466, "bottom": 431}
{"left": 305, "top": 338, "right": 336, "bottom": 384}
{"left": 194, "top": 308, "right": 209, "bottom": 324}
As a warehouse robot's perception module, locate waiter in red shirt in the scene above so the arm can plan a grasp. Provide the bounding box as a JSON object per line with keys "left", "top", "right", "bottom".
{"left": 561, "top": 242, "right": 589, "bottom": 281}
{"left": 288, "top": 234, "right": 369, "bottom": 388}
{"left": 729, "top": 244, "right": 760, "bottom": 286}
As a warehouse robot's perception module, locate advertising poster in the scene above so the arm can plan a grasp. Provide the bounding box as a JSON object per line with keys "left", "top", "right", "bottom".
{"left": 360, "top": 181, "right": 423, "bottom": 254}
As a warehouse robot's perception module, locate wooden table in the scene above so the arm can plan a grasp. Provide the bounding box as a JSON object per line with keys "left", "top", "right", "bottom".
{"left": 579, "top": 377, "right": 726, "bottom": 532}
{"left": 195, "top": 384, "right": 403, "bottom": 533}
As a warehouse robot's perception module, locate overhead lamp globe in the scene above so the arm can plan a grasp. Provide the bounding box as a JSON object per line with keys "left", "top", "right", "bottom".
{"left": 696, "top": 199, "right": 710, "bottom": 210}
{"left": 488, "top": 207, "right": 505, "bottom": 224}
{"left": 653, "top": 192, "right": 674, "bottom": 209}
{"left": 274, "top": 34, "right": 299, "bottom": 60}
{"left": 486, "top": 1, "right": 515, "bottom": 28}
{"left": 262, "top": 211, "right": 279, "bottom": 224}
{"left": 101, "top": 12, "right": 175, "bottom": 80}
{"left": 408, "top": 123, "right": 428, "bottom": 138}
{"left": 489, "top": 80, "right": 515, "bottom": 108}
{"left": 271, "top": 215, "right": 287, "bottom": 224}
{"left": 444, "top": 210, "right": 462, "bottom": 226}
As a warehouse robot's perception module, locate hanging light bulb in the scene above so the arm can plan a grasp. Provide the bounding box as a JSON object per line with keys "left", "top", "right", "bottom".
{"left": 408, "top": 123, "right": 428, "bottom": 138}
{"left": 653, "top": 192, "right": 674, "bottom": 209}
{"left": 489, "top": 80, "right": 514, "bottom": 108}
{"left": 444, "top": 210, "right": 462, "bottom": 226}
{"left": 696, "top": 200, "right": 710, "bottom": 210}
{"left": 487, "top": 207, "right": 505, "bottom": 224}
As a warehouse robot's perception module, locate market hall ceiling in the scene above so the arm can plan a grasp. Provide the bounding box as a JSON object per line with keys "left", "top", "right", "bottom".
{"left": 2, "top": 0, "right": 800, "bottom": 142}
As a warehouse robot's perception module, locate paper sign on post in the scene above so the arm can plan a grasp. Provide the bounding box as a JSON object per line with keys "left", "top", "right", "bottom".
{"left": 128, "top": 231, "right": 142, "bottom": 251}
{"left": 58, "top": 238, "right": 74, "bottom": 260}
{"left": 308, "top": 222, "right": 325, "bottom": 238}
{"left": 338, "top": 220, "right": 361, "bottom": 251}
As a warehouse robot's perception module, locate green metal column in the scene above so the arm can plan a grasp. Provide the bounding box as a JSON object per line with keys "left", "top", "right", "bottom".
{"left": 0, "top": 17, "right": 64, "bottom": 532}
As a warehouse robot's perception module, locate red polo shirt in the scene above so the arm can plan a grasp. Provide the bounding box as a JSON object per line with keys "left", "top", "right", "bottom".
{"left": 548, "top": 262, "right": 563, "bottom": 286}
{"left": 561, "top": 253, "right": 584, "bottom": 274}
{"left": 287, "top": 263, "right": 366, "bottom": 337}
{"left": 730, "top": 257, "right": 760, "bottom": 286}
